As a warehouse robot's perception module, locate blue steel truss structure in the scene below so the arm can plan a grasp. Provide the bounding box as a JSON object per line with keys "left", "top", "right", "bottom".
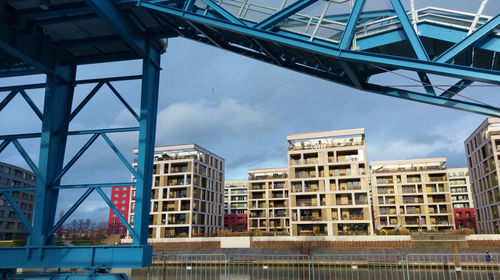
{"left": 0, "top": 0, "right": 500, "bottom": 274}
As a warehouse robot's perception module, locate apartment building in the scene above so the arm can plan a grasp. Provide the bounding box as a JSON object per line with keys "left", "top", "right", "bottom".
{"left": 370, "top": 158, "right": 454, "bottom": 231}
{"left": 224, "top": 180, "right": 248, "bottom": 232}
{"left": 108, "top": 186, "right": 131, "bottom": 235}
{"left": 0, "top": 162, "right": 36, "bottom": 240}
{"left": 248, "top": 168, "right": 290, "bottom": 233}
{"left": 448, "top": 168, "right": 476, "bottom": 230}
{"left": 448, "top": 168, "right": 473, "bottom": 209}
{"left": 465, "top": 117, "right": 500, "bottom": 233}
{"left": 128, "top": 144, "right": 224, "bottom": 238}
{"left": 287, "top": 129, "right": 372, "bottom": 236}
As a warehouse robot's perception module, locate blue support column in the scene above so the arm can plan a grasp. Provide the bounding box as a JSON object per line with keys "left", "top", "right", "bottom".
{"left": 30, "top": 65, "right": 76, "bottom": 247}
{"left": 133, "top": 41, "right": 161, "bottom": 250}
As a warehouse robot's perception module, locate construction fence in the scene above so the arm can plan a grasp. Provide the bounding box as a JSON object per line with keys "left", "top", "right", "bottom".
{"left": 136, "top": 253, "right": 500, "bottom": 280}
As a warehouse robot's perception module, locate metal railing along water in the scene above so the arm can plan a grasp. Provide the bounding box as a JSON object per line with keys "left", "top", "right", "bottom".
{"left": 138, "top": 253, "right": 500, "bottom": 280}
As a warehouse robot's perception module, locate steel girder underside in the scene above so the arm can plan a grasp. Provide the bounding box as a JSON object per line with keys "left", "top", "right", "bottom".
{"left": 0, "top": 0, "right": 500, "bottom": 274}
{"left": 136, "top": 0, "right": 500, "bottom": 116}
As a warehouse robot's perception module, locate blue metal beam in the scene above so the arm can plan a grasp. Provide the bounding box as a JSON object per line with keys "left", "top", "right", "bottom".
{"left": 51, "top": 134, "right": 100, "bottom": 184}
{"left": 134, "top": 41, "right": 161, "bottom": 246}
{"left": 338, "top": 61, "right": 363, "bottom": 88}
{"left": 0, "top": 12, "right": 72, "bottom": 80}
{"left": 106, "top": 82, "right": 140, "bottom": 121}
{"left": 339, "top": 0, "right": 366, "bottom": 50}
{"left": 52, "top": 182, "right": 135, "bottom": 190}
{"left": 68, "top": 82, "right": 105, "bottom": 123}
{"left": 101, "top": 133, "right": 138, "bottom": 178}
{"left": 11, "top": 139, "right": 39, "bottom": 177}
{"left": 140, "top": 2, "right": 500, "bottom": 85}
{"left": 435, "top": 14, "right": 500, "bottom": 63}
{"left": 47, "top": 188, "right": 94, "bottom": 237}
{"left": 417, "top": 72, "right": 436, "bottom": 96}
{"left": 0, "top": 90, "right": 18, "bottom": 112}
{"left": 19, "top": 90, "right": 43, "bottom": 121}
{"left": 254, "top": 0, "right": 318, "bottom": 30}
{"left": 0, "top": 191, "right": 33, "bottom": 234}
{"left": 96, "top": 187, "right": 137, "bottom": 239}
{"left": 30, "top": 65, "right": 76, "bottom": 248}
{"left": 84, "top": 0, "right": 164, "bottom": 65}
{"left": 390, "top": 0, "right": 429, "bottom": 61}
{"left": 0, "top": 246, "right": 153, "bottom": 268}
{"left": 364, "top": 83, "right": 499, "bottom": 116}
{"left": 201, "top": 0, "right": 246, "bottom": 25}
{"left": 440, "top": 79, "right": 473, "bottom": 98}
{"left": 183, "top": 0, "right": 196, "bottom": 12}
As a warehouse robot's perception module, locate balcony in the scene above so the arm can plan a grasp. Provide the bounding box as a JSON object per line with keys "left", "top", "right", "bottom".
{"left": 336, "top": 199, "right": 353, "bottom": 205}
{"left": 249, "top": 173, "right": 288, "bottom": 180}
{"left": 300, "top": 216, "right": 322, "bottom": 221}
{"left": 296, "top": 200, "right": 317, "bottom": 207}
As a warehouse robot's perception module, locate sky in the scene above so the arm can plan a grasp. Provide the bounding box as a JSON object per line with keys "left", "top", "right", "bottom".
{"left": 0, "top": 0, "right": 499, "bottom": 223}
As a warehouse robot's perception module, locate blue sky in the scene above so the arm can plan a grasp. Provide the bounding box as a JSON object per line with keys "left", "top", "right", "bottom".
{"left": 1, "top": 0, "right": 499, "bottom": 223}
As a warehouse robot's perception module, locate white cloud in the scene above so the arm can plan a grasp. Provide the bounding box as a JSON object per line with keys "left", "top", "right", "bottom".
{"left": 368, "top": 115, "right": 479, "bottom": 163}
{"left": 155, "top": 98, "right": 276, "bottom": 145}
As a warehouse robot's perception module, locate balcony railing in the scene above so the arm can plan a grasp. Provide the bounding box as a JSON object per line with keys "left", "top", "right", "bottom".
{"left": 336, "top": 200, "right": 353, "bottom": 205}
{"left": 297, "top": 201, "right": 316, "bottom": 206}
{"left": 300, "top": 216, "right": 322, "bottom": 221}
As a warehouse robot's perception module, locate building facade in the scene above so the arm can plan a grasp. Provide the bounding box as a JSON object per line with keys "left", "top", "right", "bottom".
{"left": 287, "top": 129, "right": 372, "bottom": 236}
{"left": 248, "top": 168, "right": 290, "bottom": 233}
{"left": 448, "top": 168, "right": 476, "bottom": 230}
{"left": 465, "top": 117, "right": 500, "bottom": 233}
{"left": 0, "top": 162, "right": 36, "bottom": 240}
{"left": 370, "top": 158, "right": 454, "bottom": 231}
{"left": 108, "top": 186, "right": 131, "bottom": 235}
{"left": 128, "top": 144, "right": 224, "bottom": 238}
{"left": 224, "top": 180, "right": 248, "bottom": 232}
{"left": 448, "top": 168, "right": 474, "bottom": 209}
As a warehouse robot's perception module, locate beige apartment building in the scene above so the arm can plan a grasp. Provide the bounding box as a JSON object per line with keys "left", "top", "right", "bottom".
{"left": 370, "top": 158, "right": 454, "bottom": 231}
{"left": 287, "top": 129, "right": 372, "bottom": 236}
{"left": 248, "top": 168, "right": 290, "bottom": 233}
{"left": 465, "top": 117, "right": 500, "bottom": 233}
{"left": 448, "top": 168, "right": 474, "bottom": 209}
{"left": 128, "top": 144, "right": 224, "bottom": 238}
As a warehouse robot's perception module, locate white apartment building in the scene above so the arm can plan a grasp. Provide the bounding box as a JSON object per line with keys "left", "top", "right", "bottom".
{"left": 370, "top": 158, "right": 454, "bottom": 231}
{"left": 248, "top": 168, "right": 290, "bottom": 233}
{"left": 287, "top": 129, "right": 372, "bottom": 236}
{"left": 224, "top": 180, "right": 248, "bottom": 215}
{"left": 448, "top": 168, "right": 473, "bottom": 209}
{"left": 128, "top": 144, "right": 224, "bottom": 238}
{"left": 465, "top": 117, "right": 500, "bottom": 233}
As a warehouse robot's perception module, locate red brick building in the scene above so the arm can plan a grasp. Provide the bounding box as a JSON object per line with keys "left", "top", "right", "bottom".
{"left": 108, "top": 186, "right": 131, "bottom": 235}
{"left": 224, "top": 214, "right": 247, "bottom": 232}
{"left": 453, "top": 208, "right": 476, "bottom": 231}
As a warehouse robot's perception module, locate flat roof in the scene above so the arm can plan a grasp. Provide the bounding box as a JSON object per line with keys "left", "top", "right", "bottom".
{"left": 370, "top": 157, "right": 446, "bottom": 166}
{"left": 465, "top": 117, "right": 500, "bottom": 143}
{"left": 248, "top": 167, "right": 288, "bottom": 174}
{"left": 287, "top": 129, "right": 365, "bottom": 142}
{"left": 134, "top": 143, "right": 224, "bottom": 160}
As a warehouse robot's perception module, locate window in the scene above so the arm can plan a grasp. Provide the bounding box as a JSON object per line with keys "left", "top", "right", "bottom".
{"left": 121, "top": 206, "right": 126, "bottom": 210}
{"left": 115, "top": 187, "right": 120, "bottom": 191}
{"left": 112, "top": 220, "right": 117, "bottom": 224}
{"left": 114, "top": 194, "right": 119, "bottom": 198}
{"left": 122, "top": 187, "right": 127, "bottom": 191}
{"left": 122, "top": 193, "right": 127, "bottom": 197}
{"left": 114, "top": 200, "right": 118, "bottom": 204}
{"left": 466, "top": 212, "right": 471, "bottom": 218}
{"left": 122, "top": 200, "right": 126, "bottom": 204}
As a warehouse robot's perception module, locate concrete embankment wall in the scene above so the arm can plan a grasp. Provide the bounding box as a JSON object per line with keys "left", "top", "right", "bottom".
{"left": 123, "top": 234, "right": 500, "bottom": 250}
